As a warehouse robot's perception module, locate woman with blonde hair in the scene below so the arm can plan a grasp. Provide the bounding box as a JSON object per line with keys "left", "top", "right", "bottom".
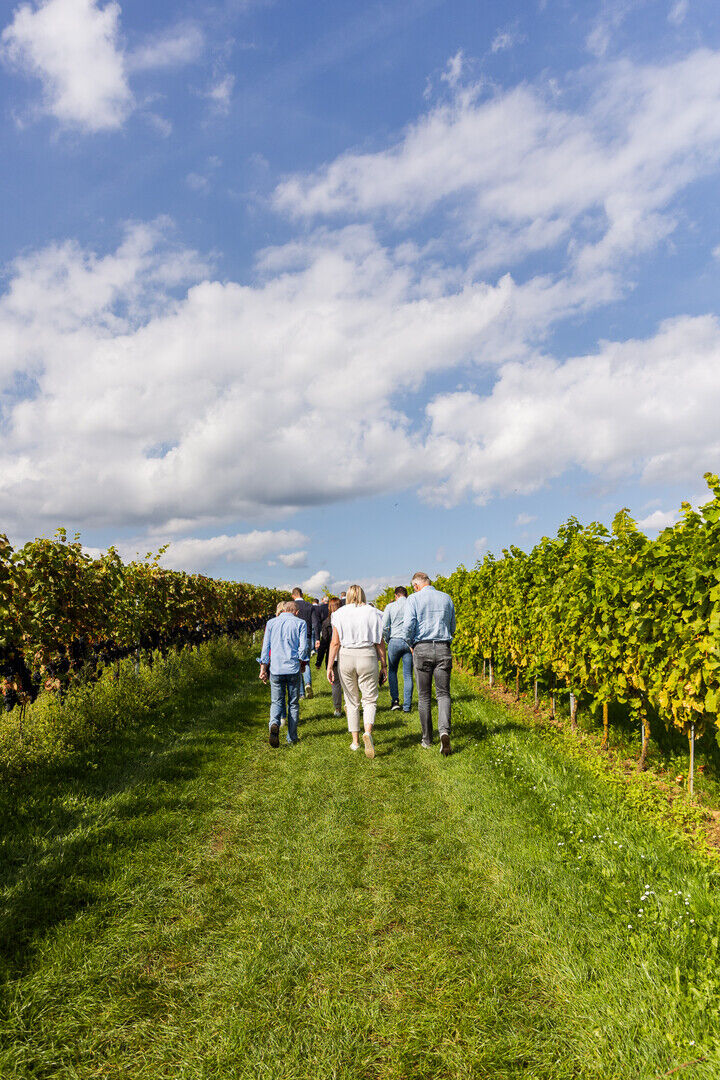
{"left": 327, "top": 585, "right": 387, "bottom": 757}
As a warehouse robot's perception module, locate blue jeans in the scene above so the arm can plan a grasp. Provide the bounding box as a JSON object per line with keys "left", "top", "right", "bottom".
{"left": 388, "top": 638, "right": 413, "bottom": 710}
{"left": 299, "top": 659, "right": 312, "bottom": 697}
{"left": 270, "top": 674, "right": 300, "bottom": 743}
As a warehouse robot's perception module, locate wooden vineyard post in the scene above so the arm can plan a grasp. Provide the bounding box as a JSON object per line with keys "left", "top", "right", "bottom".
{"left": 601, "top": 701, "right": 609, "bottom": 749}
{"left": 489, "top": 657, "right": 494, "bottom": 688}
{"left": 534, "top": 678, "right": 538, "bottom": 709}
{"left": 569, "top": 692, "right": 577, "bottom": 731}
{"left": 515, "top": 665, "right": 520, "bottom": 701}
{"left": 638, "top": 708, "right": 650, "bottom": 771}
{"left": 689, "top": 723, "right": 695, "bottom": 798}
{"left": 482, "top": 658, "right": 486, "bottom": 681}
{"left": 550, "top": 675, "right": 556, "bottom": 720}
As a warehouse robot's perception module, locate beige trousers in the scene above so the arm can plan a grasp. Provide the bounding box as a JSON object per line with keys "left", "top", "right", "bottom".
{"left": 338, "top": 645, "right": 379, "bottom": 733}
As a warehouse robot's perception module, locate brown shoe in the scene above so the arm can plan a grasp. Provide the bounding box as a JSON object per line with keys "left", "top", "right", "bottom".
{"left": 440, "top": 733, "right": 452, "bottom": 756}
{"left": 269, "top": 723, "right": 280, "bottom": 748}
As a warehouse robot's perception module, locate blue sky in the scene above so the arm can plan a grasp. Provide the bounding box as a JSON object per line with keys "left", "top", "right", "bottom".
{"left": 2, "top": 0, "right": 720, "bottom": 595}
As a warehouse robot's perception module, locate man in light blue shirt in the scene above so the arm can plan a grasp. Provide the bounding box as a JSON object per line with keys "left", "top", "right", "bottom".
{"left": 381, "top": 586, "right": 414, "bottom": 713}
{"left": 259, "top": 601, "right": 309, "bottom": 747}
{"left": 403, "top": 572, "right": 456, "bottom": 755}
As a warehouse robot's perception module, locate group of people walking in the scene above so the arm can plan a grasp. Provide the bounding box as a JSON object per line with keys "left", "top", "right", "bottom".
{"left": 258, "top": 573, "right": 456, "bottom": 758}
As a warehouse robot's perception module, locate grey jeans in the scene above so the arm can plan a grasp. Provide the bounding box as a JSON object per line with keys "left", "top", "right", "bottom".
{"left": 413, "top": 641, "right": 452, "bottom": 743}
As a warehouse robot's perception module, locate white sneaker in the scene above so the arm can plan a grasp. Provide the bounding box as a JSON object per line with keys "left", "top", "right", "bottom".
{"left": 420, "top": 740, "right": 432, "bottom": 749}
{"left": 350, "top": 742, "right": 361, "bottom": 751}
{"left": 363, "top": 731, "right": 375, "bottom": 759}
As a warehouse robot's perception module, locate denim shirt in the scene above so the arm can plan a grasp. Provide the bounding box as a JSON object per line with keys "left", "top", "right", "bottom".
{"left": 260, "top": 613, "right": 309, "bottom": 675}
{"left": 382, "top": 597, "right": 408, "bottom": 641}
{"left": 403, "top": 586, "right": 456, "bottom": 646}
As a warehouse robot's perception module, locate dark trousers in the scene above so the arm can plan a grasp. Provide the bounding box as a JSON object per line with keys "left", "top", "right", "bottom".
{"left": 413, "top": 641, "right": 452, "bottom": 743}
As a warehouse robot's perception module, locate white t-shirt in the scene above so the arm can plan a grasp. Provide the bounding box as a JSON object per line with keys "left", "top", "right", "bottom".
{"left": 331, "top": 603, "right": 384, "bottom": 648}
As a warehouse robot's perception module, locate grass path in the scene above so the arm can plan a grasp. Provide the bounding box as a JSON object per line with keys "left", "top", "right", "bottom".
{"left": 1, "top": 652, "right": 720, "bottom": 1078}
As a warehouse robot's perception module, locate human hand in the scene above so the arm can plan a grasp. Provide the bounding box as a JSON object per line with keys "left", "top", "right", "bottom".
{"left": 327, "top": 666, "right": 335, "bottom": 684}
{"left": 259, "top": 665, "right": 269, "bottom": 684}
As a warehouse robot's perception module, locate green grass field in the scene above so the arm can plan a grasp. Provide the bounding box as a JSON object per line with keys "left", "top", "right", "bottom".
{"left": 1, "top": 648, "right": 720, "bottom": 1079}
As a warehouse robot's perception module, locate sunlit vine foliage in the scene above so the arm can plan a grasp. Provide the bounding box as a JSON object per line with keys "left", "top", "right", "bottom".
{"left": 0, "top": 530, "right": 288, "bottom": 711}
{"left": 437, "top": 474, "right": 720, "bottom": 751}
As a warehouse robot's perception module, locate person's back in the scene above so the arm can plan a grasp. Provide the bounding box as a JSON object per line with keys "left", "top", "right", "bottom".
{"left": 404, "top": 584, "right": 455, "bottom": 645}
{"left": 263, "top": 612, "right": 307, "bottom": 675}
{"left": 293, "top": 598, "right": 314, "bottom": 638}
{"left": 291, "top": 589, "right": 315, "bottom": 698}
{"left": 332, "top": 601, "right": 383, "bottom": 647}
{"left": 404, "top": 573, "right": 455, "bottom": 755}
{"left": 382, "top": 588, "right": 414, "bottom": 712}
{"left": 327, "top": 585, "right": 387, "bottom": 757}
{"left": 260, "top": 604, "right": 309, "bottom": 747}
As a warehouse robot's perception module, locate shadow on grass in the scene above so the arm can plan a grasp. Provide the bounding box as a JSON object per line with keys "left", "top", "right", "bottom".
{"left": 0, "top": 658, "right": 262, "bottom": 977}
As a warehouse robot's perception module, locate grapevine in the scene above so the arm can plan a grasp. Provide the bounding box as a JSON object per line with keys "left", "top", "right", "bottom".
{"left": 0, "top": 530, "right": 287, "bottom": 712}
{"left": 438, "top": 474, "right": 720, "bottom": 782}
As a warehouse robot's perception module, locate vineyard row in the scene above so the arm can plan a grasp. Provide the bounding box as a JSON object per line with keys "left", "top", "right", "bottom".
{"left": 0, "top": 531, "right": 288, "bottom": 712}
{"left": 436, "top": 474, "right": 720, "bottom": 776}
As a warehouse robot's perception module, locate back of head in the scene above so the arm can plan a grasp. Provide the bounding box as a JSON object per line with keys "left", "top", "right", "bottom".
{"left": 275, "top": 600, "right": 286, "bottom": 616}
{"left": 345, "top": 584, "right": 366, "bottom": 606}
{"left": 291, "top": 587, "right": 303, "bottom": 599}
{"left": 394, "top": 586, "right": 408, "bottom": 598}
{"left": 411, "top": 571, "right": 431, "bottom": 588}
{"left": 328, "top": 597, "right": 341, "bottom": 614}
{"left": 284, "top": 600, "right": 299, "bottom": 614}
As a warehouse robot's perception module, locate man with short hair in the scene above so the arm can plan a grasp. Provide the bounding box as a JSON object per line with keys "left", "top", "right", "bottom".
{"left": 259, "top": 600, "right": 309, "bottom": 746}
{"left": 403, "top": 572, "right": 456, "bottom": 755}
{"left": 291, "top": 587, "right": 315, "bottom": 699}
{"left": 382, "top": 586, "right": 414, "bottom": 713}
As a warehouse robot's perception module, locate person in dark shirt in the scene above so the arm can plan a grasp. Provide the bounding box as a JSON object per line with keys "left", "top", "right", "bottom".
{"left": 312, "top": 597, "right": 329, "bottom": 649}
{"left": 291, "top": 588, "right": 314, "bottom": 699}
{"left": 316, "top": 596, "right": 343, "bottom": 717}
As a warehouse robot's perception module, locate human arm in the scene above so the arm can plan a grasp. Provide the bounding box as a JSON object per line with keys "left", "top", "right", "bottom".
{"left": 298, "top": 622, "right": 309, "bottom": 668}
{"left": 326, "top": 628, "right": 341, "bottom": 682}
{"left": 403, "top": 596, "right": 417, "bottom": 648}
{"left": 381, "top": 604, "right": 391, "bottom": 643}
{"left": 375, "top": 639, "right": 387, "bottom": 677}
{"left": 259, "top": 621, "right": 272, "bottom": 682}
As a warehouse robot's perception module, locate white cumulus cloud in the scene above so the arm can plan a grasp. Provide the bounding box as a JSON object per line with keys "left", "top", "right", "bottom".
{"left": 274, "top": 49, "right": 720, "bottom": 278}
{"left": 277, "top": 551, "right": 308, "bottom": 568}
{"left": 636, "top": 508, "right": 681, "bottom": 531}
{"left": 1, "top": 0, "right": 131, "bottom": 131}
{"left": 1, "top": 0, "right": 206, "bottom": 132}
{"left": 300, "top": 570, "right": 331, "bottom": 595}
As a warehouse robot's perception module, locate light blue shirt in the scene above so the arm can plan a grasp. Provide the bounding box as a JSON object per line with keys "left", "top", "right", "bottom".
{"left": 403, "top": 585, "right": 456, "bottom": 646}
{"left": 382, "top": 596, "right": 408, "bottom": 641}
{"left": 260, "top": 613, "right": 309, "bottom": 675}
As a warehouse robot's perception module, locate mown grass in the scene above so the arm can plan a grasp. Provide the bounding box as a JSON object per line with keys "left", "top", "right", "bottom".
{"left": 1, "top": 653, "right": 720, "bottom": 1078}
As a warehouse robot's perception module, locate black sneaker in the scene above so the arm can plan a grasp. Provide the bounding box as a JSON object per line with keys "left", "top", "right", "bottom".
{"left": 390, "top": 701, "right": 401, "bottom": 711}
{"left": 440, "top": 733, "right": 452, "bottom": 756}
{"left": 269, "top": 723, "right": 280, "bottom": 748}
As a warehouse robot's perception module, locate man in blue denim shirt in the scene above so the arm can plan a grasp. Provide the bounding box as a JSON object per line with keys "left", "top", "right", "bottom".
{"left": 382, "top": 586, "right": 414, "bottom": 713}
{"left": 403, "top": 572, "right": 456, "bottom": 755}
{"left": 259, "top": 601, "right": 309, "bottom": 747}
